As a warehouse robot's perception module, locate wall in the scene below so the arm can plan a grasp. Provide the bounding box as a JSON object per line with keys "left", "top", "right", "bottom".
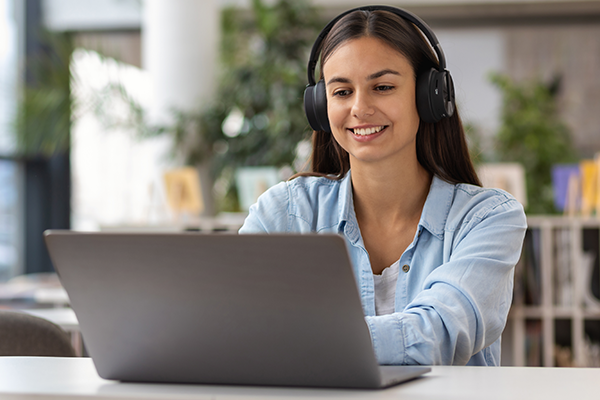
{"left": 505, "top": 23, "right": 600, "bottom": 157}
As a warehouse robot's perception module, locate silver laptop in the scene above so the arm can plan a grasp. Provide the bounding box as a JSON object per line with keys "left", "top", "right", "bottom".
{"left": 44, "top": 230, "right": 430, "bottom": 389}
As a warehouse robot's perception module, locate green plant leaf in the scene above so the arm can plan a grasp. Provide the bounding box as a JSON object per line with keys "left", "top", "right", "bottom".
{"left": 490, "top": 72, "right": 578, "bottom": 214}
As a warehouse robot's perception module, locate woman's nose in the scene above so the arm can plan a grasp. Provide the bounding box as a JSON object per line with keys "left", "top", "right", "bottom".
{"left": 351, "top": 92, "right": 375, "bottom": 119}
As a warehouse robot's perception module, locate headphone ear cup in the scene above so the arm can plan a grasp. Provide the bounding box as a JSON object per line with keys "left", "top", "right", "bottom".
{"left": 303, "top": 79, "right": 331, "bottom": 132}
{"left": 443, "top": 71, "right": 455, "bottom": 117}
{"left": 304, "top": 84, "right": 319, "bottom": 131}
{"left": 416, "top": 68, "right": 456, "bottom": 123}
{"left": 416, "top": 69, "right": 437, "bottom": 123}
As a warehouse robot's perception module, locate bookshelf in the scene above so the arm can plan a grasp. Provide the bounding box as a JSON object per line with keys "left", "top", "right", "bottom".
{"left": 503, "top": 216, "right": 600, "bottom": 367}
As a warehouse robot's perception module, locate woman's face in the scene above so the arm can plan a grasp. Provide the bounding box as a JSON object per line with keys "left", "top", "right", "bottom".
{"left": 322, "top": 36, "right": 421, "bottom": 167}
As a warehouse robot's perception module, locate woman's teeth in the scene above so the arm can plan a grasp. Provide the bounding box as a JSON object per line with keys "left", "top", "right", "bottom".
{"left": 352, "top": 126, "right": 385, "bottom": 136}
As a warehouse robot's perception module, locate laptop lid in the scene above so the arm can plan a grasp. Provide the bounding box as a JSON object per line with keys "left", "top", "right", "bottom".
{"left": 44, "top": 231, "right": 429, "bottom": 389}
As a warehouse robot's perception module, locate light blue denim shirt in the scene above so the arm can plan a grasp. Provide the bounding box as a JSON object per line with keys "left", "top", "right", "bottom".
{"left": 239, "top": 172, "right": 527, "bottom": 366}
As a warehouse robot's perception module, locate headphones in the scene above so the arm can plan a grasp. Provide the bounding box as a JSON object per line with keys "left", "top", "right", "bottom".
{"left": 303, "top": 5, "right": 455, "bottom": 132}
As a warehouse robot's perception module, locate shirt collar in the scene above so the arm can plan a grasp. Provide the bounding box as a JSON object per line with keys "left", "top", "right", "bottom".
{"left": 338, "top": 172, "right": 455, "bottom": 241}
{"left": 419, "top": 175, "right": 455, "bottom": 240}
{"left": 337, "top": 171, "right": 361, "bottom": 243}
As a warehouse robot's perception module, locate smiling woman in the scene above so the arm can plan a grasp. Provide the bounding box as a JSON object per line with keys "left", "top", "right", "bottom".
{"left": 239, "top": 6, "right": 527, "bottom": 367}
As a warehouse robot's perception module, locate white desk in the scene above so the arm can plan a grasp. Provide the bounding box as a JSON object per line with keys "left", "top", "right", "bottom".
{"left": 0, "top": 357, "right": 598, "bottom": 400}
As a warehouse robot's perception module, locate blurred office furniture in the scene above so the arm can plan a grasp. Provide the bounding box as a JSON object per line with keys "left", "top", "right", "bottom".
{"left": 0, "top": 310, "right": 75, "bottom": 357}
{"left": 22, "top": 308, "right": 78, "bottom": 332}
{"left": 504, "top": 216, "right": 600, "bottom": 367}
{"left": 22, "top": 308, "right": 81, "bottom": 356}
{"left": 99, "top": 213, "right": 247, "bottom": 233}
{"left": 0, "top": 272, "right": 69, "bottom": 307}
{"left": 0, "top": 273, "right": 82, "bottom": 355}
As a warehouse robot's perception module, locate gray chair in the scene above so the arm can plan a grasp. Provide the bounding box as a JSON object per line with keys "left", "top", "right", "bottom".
{"left": 0, "top": 310, "right": 76, "bottom": 357}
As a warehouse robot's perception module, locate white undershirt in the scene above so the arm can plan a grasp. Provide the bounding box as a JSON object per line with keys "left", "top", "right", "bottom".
{"left": 372, "top": 261, "right": 400, "bottom": 316}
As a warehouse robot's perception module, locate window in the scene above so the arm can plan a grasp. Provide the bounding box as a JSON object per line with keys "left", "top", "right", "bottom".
{"left": 0, "top": 0, "right": 23, "bottom": 280}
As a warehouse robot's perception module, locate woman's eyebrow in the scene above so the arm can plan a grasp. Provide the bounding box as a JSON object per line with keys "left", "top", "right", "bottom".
{"left": 326, "top": 76, "right": 351, "bottom": 86}
{"left": 326, "top": 69, "right": 401, "bottom": 86}
{"left": 367, "top": 69, "right": 400, "bottom": 80}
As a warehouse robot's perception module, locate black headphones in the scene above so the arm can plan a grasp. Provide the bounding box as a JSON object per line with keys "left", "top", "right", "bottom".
{"left": 303, "top": 5, "right": 455, "bottom": 133}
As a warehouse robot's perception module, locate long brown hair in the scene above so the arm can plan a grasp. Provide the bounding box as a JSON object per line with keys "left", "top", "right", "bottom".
{"left": 296, "top": 9, "right": 480, "bottom": 186}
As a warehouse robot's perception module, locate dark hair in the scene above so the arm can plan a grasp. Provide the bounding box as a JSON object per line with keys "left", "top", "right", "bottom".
{"left": 296, "top": 9, "right": 481, "bottom": 186}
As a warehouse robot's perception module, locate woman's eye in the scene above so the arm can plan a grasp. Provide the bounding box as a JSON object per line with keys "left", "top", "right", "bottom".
{"left": 375, "top": 85, "right": 394, "bottom": 92}
{"left": 332, "top": 89, "right": 351, "bottom": 97}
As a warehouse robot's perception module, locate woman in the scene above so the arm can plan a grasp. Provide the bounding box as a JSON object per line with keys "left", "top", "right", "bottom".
{"left": 239, "top": 6, "right": 527, "bottom": 366}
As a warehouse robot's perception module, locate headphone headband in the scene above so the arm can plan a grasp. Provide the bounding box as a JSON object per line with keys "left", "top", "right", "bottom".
{"left": 304, "top": 5, "right": 455, "bottom": 130}
{"left": 306, "top": 5, "right": 447, "bottom": 85}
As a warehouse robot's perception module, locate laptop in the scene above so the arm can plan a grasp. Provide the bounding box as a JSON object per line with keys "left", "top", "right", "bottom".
{"left": 44, "top": 230, "right": 430, "bottom": 389}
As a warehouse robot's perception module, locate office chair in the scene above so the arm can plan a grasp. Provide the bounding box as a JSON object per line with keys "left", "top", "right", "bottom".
{"left": 0, "top": 310, "right": 76, "bottom": 357}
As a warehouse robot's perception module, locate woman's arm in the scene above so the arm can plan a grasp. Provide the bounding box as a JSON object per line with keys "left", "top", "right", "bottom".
{"left": 365, "top": 198, "right": 527, "bottom": 365}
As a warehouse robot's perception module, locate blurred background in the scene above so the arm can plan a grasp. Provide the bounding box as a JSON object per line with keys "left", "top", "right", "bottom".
{"left": 1, "top": 0, "right": 600, "bottom": 367}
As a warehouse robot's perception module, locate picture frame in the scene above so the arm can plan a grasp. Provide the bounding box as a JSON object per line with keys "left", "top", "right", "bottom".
{"left": 235, "top": 167, "right": 280, "bottom": 211}
{"left": 477, "top": 163, "right": 527, "bottom": 208}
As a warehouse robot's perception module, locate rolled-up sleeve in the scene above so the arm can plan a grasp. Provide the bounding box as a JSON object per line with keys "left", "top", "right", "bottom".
{"left": 365, "top": 197, "right": 527, "bottom": 365}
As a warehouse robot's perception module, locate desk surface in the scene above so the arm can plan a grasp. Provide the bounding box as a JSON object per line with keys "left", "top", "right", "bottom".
{"left": 0, "top": 357, "right": 598, "bottom": 400}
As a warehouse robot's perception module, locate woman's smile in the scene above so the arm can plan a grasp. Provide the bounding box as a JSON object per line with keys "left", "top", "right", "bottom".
{"left": 348, "top": 125, "right": 389, "bottom": 142}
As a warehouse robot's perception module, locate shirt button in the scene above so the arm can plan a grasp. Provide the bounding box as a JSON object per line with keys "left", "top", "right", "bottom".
{"left": 402, "top": 264, "right": 410, "bottom": 273}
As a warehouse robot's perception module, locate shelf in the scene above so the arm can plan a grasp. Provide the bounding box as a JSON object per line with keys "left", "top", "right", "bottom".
{"left": 510, "top": 306, "right": 600, "bottom": 319}
{"left": 526, "top": 215, "right": 600, "bottom": 228}
{"left": 504, "top": 216, "right": 600, "bottom": 367}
